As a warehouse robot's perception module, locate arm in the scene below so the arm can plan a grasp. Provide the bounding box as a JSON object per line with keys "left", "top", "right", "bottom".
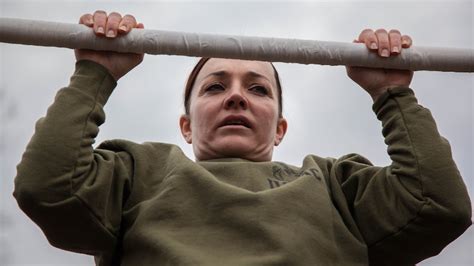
{"left": 14, "top": 60, "right": 131, "bottom": 254}
{"left": 331, "top": 87, "right": 471, "bottom": 265}
{"left": 336, "top": 29, "right": 472, "bottom": 264}
{"left": 13, "top": 11, "right": 144, "bottom": 255}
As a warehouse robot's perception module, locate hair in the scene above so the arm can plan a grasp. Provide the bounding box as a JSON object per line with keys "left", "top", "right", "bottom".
{"left": 183, "top": 57, "right": 283, "bottom": 117}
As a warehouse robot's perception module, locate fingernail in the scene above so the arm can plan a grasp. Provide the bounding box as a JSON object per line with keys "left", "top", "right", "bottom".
{"left": 119, "top": 25, "right": 127, "bottom": 32}
{"left": 87, "top": 18, "right": 94, "bottom": 25}
{"left": 392, "top": 46, "right": 400, "bottom": 53}
{"left": 381, "top": 49, "right": 390, "bottom": 57}
{"left": 106, "top": 30, "right": 115, "bottom": 37}
{"left": 402, "top": 39, "right": 409, "bottom": 46}
{"left": 97, "top": 27, "right": 105, "bottom": 34}
{"left": 370, "top": 42, "right": 378, "bottom": 49}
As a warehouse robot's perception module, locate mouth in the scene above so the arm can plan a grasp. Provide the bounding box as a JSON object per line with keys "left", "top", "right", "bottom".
{"left": 219, "top": 115, "right": 252, "bottom": 129}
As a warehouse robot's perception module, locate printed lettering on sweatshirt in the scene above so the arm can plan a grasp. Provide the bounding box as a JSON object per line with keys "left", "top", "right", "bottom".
{"left": 268, "top": 164, "right": 322, "bottom": 189}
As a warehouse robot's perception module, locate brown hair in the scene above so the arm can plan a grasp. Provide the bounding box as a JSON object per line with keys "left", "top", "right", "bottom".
{"left": 184, "top": 57, "right": 283, "bottom": 117}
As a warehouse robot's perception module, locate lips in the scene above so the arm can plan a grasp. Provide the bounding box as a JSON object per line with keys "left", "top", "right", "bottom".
{"left": 218, "top": 115, "right": 252, "bottom": 129}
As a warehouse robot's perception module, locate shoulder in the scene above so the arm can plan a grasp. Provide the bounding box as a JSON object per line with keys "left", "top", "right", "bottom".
{"left": 96, "top": 139, "right": 188, "bottom": 160}
{"left": 94, "top": 140, "right": 194, "bottom": 191}
{"left": 334, "top": 153, "right": 373, "bottom": 166}
{"left": 302, "top": 153, "right": 372, "bottom": 170}
{"left": 301, "top": 153, "right": 376, "bottom": 182}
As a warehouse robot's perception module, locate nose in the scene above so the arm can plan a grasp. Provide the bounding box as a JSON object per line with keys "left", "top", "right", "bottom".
{"left": 224, "top": 88, "right": 248, "bottom": 110}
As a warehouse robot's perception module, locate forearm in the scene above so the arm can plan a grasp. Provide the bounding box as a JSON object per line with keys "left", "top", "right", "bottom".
{"left": 373, "top": 87, "right": 470, "bottom": 209}
{"left": 13, "top": 60, "right": 121, "bottom": 253}
{"left": 14, "top": 60, "right": 116, "bottom": 201}
{"left": 367, "top": 86, "right": 471, "bottom": 263}
{"left": 332, "top": 86, "right": 471, "bottom": 264}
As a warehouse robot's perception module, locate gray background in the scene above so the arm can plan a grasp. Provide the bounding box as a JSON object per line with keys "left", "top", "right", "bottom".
{"left": 1, "top": 0, "right": 472, "bottom": 265}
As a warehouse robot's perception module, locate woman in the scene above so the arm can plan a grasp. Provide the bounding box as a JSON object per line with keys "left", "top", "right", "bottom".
{"left": 14, "top": 11, "right": 471, "bottom": 265}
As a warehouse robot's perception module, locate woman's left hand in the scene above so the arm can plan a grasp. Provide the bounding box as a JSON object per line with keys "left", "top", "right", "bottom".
{"left": 346, "top": 29, "right": 414, "bottom": 102}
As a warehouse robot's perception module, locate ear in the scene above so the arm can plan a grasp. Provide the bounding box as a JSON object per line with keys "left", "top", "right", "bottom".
{"left": 179, "top": 114, "right": 193, "bottom": 144}
{"left": 274, "top": 118, "right": 288, "bottom": 146}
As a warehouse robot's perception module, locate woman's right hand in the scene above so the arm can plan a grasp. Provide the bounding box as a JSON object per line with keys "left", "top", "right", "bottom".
{"left": 75, "top": 11, "right": 145, "bottom": 81}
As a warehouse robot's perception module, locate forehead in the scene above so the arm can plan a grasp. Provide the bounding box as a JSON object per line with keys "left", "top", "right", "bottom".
{"left": 194, "top": 58, "right": 277, "bottom": 85}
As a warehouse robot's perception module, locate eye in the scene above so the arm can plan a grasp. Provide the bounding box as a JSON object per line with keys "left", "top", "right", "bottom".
{"left": 205, "top": 83, "right": 225, "bottom": 93}
{"left": 249, "top": 85, "right": 269, "bottom": 96}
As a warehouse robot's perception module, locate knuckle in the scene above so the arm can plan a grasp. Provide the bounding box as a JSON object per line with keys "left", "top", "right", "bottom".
{"left": 108, "top": 20, "right": 121, "bottom": 29}
{"left": 378, "top": 40, "right": 389, "bottom": 48}
{"left": 79, "top": 14, "right": 91, "bottom": 23}
{"left": 390, "top": 33, "right": 401, "bottom": 41}
{"left": 123, "top": 14, "right": 137, "bottom": 23}
{"left": 94, "top": 10, "right": 107, "bottom": 15}
{"left": 358, "top": 29, "right": 374, "bottom": 41}
{"left": 368, "top": 34, "right": 377, "bottom": 41}
{"left": 390, "top": 38, "right": 401, "bottom": 46}
{"left": 359, "top": 28, "right": 373, "bottom": 36}
{"left": 109, "top": 11, "right": 122, "bottom": 18}
{"left": 389, "top": 29, "right": 401, "bottom": 35}
{"left": 107, "top": 22, "right": 120, "bottom": 29}
{"left": 375, "top": 28, "right": 387, "bottom": 34}
{"left": 401, "top": 35, "right": 413, "bottom": 46}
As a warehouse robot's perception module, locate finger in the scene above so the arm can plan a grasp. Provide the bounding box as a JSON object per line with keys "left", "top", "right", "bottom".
{"left": 401, "top": 35, "right": 413, "bottom": 48}
{"left": 105, "top": 12, "right": 122, "bottom": 38}
{"left": 358, "top": 29, "right": 378, "bottom": 50}
{"left": 118, "top": 14, "right": 137, "bottom": 34}
{"left": 136, "top": 23, "right": 145, "bottom": 29}
{"left": 388, "top": 29, "right": 402, "bottom": 54}
{"left": 79, "top": 14, "right": 93, "bottom": 27}
{"left": 375, "top": 28, "right": 390, "bottom": 57}
{"left": 93, "top": 10, "right": 107, "bottom": 35}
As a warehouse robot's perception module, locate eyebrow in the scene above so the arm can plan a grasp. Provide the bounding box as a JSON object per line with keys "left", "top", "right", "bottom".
{"left": 202, "top": 70, "right": 272, "bottom": 83}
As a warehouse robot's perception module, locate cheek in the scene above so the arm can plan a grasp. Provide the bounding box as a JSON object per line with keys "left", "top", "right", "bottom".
{"left": 255, "top": 103, "right": 279, "bottom": 131}
{"left": 190, "top": 101, "right": 217, "bottom": 132}
{"left": 262, "top": 100, "right": 280, "bottom": 119}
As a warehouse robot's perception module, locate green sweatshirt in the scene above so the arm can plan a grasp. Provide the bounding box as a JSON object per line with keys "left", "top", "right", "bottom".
{"left": 14, "top": 60, "right": 471, "bottom": 266}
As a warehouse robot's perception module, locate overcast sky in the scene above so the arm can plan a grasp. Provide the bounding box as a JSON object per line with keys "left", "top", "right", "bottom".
{"left": 1, "top": 0, "right": 472, "bottom": 265}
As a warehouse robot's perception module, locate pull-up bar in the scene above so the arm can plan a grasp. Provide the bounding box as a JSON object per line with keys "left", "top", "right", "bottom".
{"left": 1, "top": 18, "right": 472, "bottom": 72}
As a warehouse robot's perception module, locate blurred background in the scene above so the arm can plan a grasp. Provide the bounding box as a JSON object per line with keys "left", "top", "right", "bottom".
{"left": 1, "top": 0, "right": 472, "bottom": 265}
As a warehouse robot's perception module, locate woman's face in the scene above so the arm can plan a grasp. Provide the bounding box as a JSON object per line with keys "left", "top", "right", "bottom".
{"left": 180, "top": 58, "right": 287, "bottom": 162}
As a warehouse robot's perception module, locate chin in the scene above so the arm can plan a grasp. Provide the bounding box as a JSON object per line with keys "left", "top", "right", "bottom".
{"left": 219, "top": 141, "right": 274, "bottom": 162}
{"left": 215, "top": 137, "right": 257, "bottom": 157}
{"left": 196, "top": 135, "right": 272, "bottom": 161}
{"left": 221, "top": 143, "right": 253, "bottom": 157}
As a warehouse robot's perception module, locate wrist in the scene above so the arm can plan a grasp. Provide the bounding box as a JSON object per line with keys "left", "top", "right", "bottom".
{"left": 370, "top": 91, "right": 385, "bottom": 102}
{"left": 72, "top": 60, "right": 117, "bottom": 104}
{"left": 368, "top": 83, "right": 411, "bottom": 102}
{"left": 368, "top": 86, "right": 391, "bottom": 102}
{"left": 371, "top": 86, "right": 413, "bottom": 111}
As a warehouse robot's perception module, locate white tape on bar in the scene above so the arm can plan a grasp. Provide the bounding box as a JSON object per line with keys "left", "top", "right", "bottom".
{"left": 0, "top": 18, "right": 472, "bottom": 72}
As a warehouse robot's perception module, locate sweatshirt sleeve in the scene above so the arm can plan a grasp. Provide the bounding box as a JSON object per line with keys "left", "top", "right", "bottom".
{"left": 329, "top": 87, "right": 471, "bottom": 265}
{"left": 13, "top": 60, "right": 133, "bottom": 256}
